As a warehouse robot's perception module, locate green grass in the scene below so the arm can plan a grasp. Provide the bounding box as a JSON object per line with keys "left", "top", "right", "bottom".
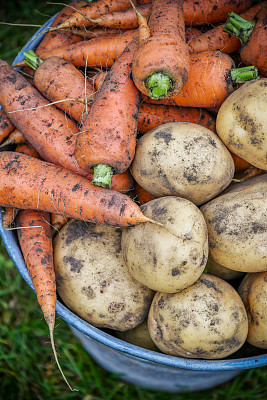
{"left": 1, "top": 1, "right": 267, "bottom": 398}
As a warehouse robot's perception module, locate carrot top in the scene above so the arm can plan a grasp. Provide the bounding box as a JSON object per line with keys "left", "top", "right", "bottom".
{"left": 223, "top": 12, "right": 256, "bottom": 44}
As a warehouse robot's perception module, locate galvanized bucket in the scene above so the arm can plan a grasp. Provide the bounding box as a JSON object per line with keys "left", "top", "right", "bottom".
{"left": 1, "top": 14, "right": 266, "bottom": 393}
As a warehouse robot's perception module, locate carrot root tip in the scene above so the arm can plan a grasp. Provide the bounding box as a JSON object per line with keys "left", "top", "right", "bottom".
{"left": 91, "top": 164, "right": 114, "bottom": 189}
{"left": 146, "top": 73, "right": 172, "bottom": 100}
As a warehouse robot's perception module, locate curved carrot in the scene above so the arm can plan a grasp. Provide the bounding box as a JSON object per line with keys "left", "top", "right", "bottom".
{"left": 0, "top": 151, "right": 149, "bottom": 227}
{"left": 188, "top": 1, "right": 267, "bottom": 54}
{"left": 16, "top": 209, "right": 74, "bottom": 390}
{"left": 224, "top": 7, "right": 267, "bottom": 76}
{"left": 0, "top": 59, "right": 87, "bottom": 176}
{"left": 138, "top": 102, "right": 216, "bottom": 134}
{"left": 37, "top": 29, "right": 137, "bottom": 68}
{"left": 144, "top": 51, "right": 258, "bottom": 108}
{"left": 75, "top": 38, "right": 140, "bottom": 188}
{"left": 51, "top": 213, "right": 70, "bottom": 236}
{"left": 0, "top": 109, "right": 15, "bottom": 144}
{"left": 23, "top": 52, "right": 95, "bottom": 124}
{"left": 132, "top": 0, "right": 190, "bottom": 100}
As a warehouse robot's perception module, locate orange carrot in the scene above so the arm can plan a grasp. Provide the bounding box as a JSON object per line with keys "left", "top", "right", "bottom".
{"left": 0, "top": 59, "right": 88, "bottom": 176}
{"left": 134, "top": 181, "right": 155, "bottom": 205}
{"left": 75, "top": 38, "right": 140, "bottom": 188}
{"left": 138, "top": 102, "right": 216, "bottom": 134}
{"left": 224, "top": 7, "right": 267, "bottom": 76}
{"left": 144, "top": 51, "right": 258, "bottom": 108}
{"left": 0, "top": 151, "right": 149, "bottom": 227}
{"left": 188, "top": 1, "right": 267, "bottom": 54}
{"left": 51, "top": 213, "right": 70, "bottom": 236}
{"left": 185, "top": 27, "right": 202, "bottom": 43}
{"left": 231, "top": 153, "right": 251, "bottom": 173}
{"left": 132, "top": 0, "right": 190, "bottom": 100}
{"left": 183, "top": 0, "right": 253, "bottom": 25}
{"left": 36, "top": 29, "right": 137, "bottom": 68}
{"left": 15, "top": 142, "right": 41, "bottom": 159}
{"left": 23, "top": 52, "right": 95, "bottom": 124}
{"left": 0, "top": 129, "right": 26, "bottom": 148}
{"left": 16, "top": 209, "right": 74, "bottom": 390}
{"left": 48, "top": 0, "right": 151, "bottom": 31}
{"left": 0, "top": 109, "right": 15, "bottom": 144}
{"left": 71, "top": 27, "right": 123, "bottom": 39}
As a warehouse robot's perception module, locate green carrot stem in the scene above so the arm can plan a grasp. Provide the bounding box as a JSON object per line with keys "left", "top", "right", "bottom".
{"left": 223, "top": 12, "right": 256, "bottom": 45}
{"left": 91, "top": 164, "right": 113, "bottom": 189}
{"left": 230, "top": 66, "right": 258, "bottom": 84}
{"left": 146, "top": 73, "right": 172, "bottom": 100}
{"left": 23, "top": 50, "right": 43, "bottom": 70}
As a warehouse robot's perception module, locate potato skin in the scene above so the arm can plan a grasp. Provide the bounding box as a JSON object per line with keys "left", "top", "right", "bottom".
{"left": 216, "top": 79, "right": 267, "bottom": 170}
{"left": 121, "top": 196, "right": 208, "bottom": 293}
{"left": 238, "top": 272, "right": 267, "bottom": 349}
{"left": 206, "top": 256, "right": 244, "bottom": 281}
{"left": 53, "top": 219, "right": 154, "bottom": 331}
{"left": 116, "top": 320, "right": 159, "bottom": 352}
{"left": 131, "top": 122, "right": 234, "bottom": 205}
{"left": 200, "top": 174, "right": 267, "bottom": 273}
{"left": 148, "top": 274, "right": 248, "bottom": 359}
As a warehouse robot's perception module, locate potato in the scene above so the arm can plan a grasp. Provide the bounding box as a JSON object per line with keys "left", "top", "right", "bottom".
{"left": 116, "top": 320, "right": 159, "bottom": 352}
{"left": 131, "top": 122, "right": 234, "bottom": 205}
{"left": 238, "top": 272, "right": 267, "bottom": 349}
{"left": 216, "top": 79, "right": 267, "bottom": 170}
{"left": 206, "top": 256, "right": 244, "bottom": 281}
{"left": 148, "top": 274, "right": 248, "bottom": 359}
{"left": 200, "top": 174, "right": 267, "bottom": 272}
{"left": 53, "top": 219, "right": 154, "bottom": 331}
{"left": 121, "top": 196, "right": 208, "bottom": 293}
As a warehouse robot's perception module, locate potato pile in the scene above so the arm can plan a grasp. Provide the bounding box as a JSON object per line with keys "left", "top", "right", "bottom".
{"left": 54, "top": 81, "right": 267, "bottom": 360}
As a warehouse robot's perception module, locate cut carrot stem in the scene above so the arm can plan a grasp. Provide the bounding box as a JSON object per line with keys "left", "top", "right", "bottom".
{"left": 146, "top": 73, "right": 172, "bottom": 100}
{"left": 23, "top": 50, "right": 43, "bottom": 69}
{"left": 92, "top": 164, "right": 114, "bottom": 188}
{"left": 223, "top": 12, "right": 256, "bottom": 44}
{"left": 230, "top": 66, "right": 258, "bottom": 83}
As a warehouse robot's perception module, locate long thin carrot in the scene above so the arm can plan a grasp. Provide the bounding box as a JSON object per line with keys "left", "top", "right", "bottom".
{"left": 16, "top": 209, "right": 75, "bottom": 391}
{"left": 144, "top": 51, "right": 258, "bottom": 108}
{"left": 0, "top": 59, "right": 87, "bottom": 176}
{"left": 224, "top": 7, "right": 267, "bottom": 76}
{"left": 0, "top": 109, "right": 15, "bottom": 144}
{"left": 0, "top": 151, "right": 150, "bottom": 227}
{"left": 131, "top": 0, "right": 190, "bottom": 100}
{"left": 188, "top": 1, "right": 267, "bottom": 54}
{"left": 23, "top": 52, "right": 95, "bottom": 124}
{"left": 75, "top": 38, "right": 140, "bottom": 188}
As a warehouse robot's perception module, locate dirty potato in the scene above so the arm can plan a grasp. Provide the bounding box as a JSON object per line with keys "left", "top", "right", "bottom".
{"left": 238, "top": 272, "right": 267, "bottom": 349}
{"left": 53, "top": 219, "right": 154, "bottom": 331}
{"left": 216, "top": 79, "right": 267, "bottom": 170}
{"left": 116, "top": 320, "right": 159, "bottom": 352}
{"left": 121, "top": 196, "right": 208, "bottom": 293}
{"left": 200, "top": 174, "right": 267, "bottom": 272}
{"left": 148, "top": 274, "right": 248, "bottom": 359}
{"left": 131, "top": 122, "right": 234, "bottom": 205}
{"left": 206, "top": 256, "right": 244, "bottom": 281}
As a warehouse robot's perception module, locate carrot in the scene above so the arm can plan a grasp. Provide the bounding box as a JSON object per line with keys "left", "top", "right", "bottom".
{"left": 185, "top": 27, "right": 202, "bottom": 43}
{"left": 23, "top": 52, "right": 95, "bottom": 124}
{"left": 138, "top": 103, "right": 216, "bottom": 134}
{"left": 87, "top": 169, "right": 134, "bottom": 193}
{"left": 224, "top": 7, "right": 267, "bottom": 76}
{"left": 188, "top": 1, "right": 267, "bottom": 54}
{"left": 16, "top": 209, "right": 75, "bottom": 390}
{"left": 0, "top": 151, "right": 150, "bottom": 227}
{"left": 35, "top": 29, "right": 137, "bottom": 68}
{"left": 71, "top": 27, "right": 123, "bottom": 39}
{"left": 15, "top": 142, "right": 41, "bottom": 159}
{"left": 144, "top": 51, "right": 258, "bottom": 108}
{"left": 183, "top": 0, "right": 253, "bottom": 25}
{"left": 75, "top": 38, "right": 140, "bottom": 188}
{"left": 35, "top": 0, "right": 87, "bottom": 56}
{"left": 0, "top": 129, "right": 26, "bottom": 148}
{"left": 134, "top": 181, "right": 155, "bottom": 205}
{"left": 131, "top": 0, "right": 190, "bottom": 100}
{"left": 231, "top": 153, "right": 252, "bottom": 173}
{"left": 0, "top": 59, "right": 88, "bottom": 176}
{"left": 47, "top": 0, "right": 151, "bottom": 32}
{"left": 0, "top": 109, "right": 15, "bottom": 144}
{"left": 51, "top": 213, "right": 70, "bottom": 236}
